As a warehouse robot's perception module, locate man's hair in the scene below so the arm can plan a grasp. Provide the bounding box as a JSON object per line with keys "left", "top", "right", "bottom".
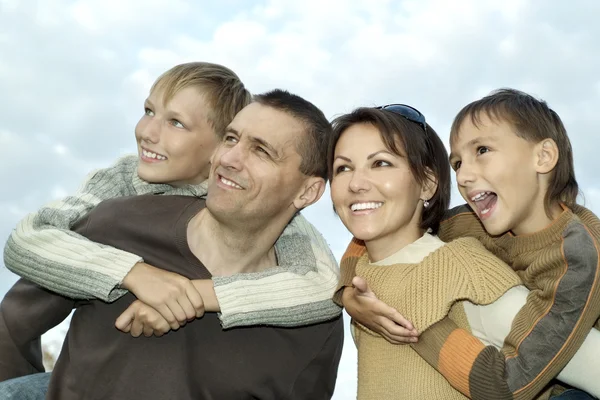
{"left": 252, "top": 89, "right": 331, "bottom": 180}
{"left": 151, "top": 62, "right": 252, "bottom": 138}
{"left": 450, "top": 88, "right": 579, "bottom": 214}
{"left": 329, "top": 107, "right": 451, "bottom": 234}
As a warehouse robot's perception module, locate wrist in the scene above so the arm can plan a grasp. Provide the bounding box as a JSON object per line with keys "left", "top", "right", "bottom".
{"left": 121, "top": 262, "right": 148, "bottom": 291}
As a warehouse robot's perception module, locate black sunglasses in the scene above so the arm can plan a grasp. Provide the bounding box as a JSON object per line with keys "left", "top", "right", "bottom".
{"left": 375, "top": 104, "right": 427, "bottom": 132}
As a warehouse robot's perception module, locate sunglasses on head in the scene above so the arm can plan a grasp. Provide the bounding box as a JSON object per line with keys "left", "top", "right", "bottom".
{"left": 375, "top": 104, "right": 427, "bottom": 132}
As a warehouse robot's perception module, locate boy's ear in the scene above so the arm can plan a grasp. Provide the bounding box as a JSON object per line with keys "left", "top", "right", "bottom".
{"left": 535, "top": 138, "right": 559, "bottom": 174}
{"left": 293, "top": 177, "right": 326, "bottom": 210}
{"left": 421, "top": 167, "right": 438, "bottom": 202}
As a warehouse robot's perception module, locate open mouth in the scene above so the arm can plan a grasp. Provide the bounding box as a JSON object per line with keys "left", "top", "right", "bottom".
{"left": 141, "top": 148, "right": 167, "bottom": 161}
{"left": 470, "top": 191, "right": 497, "bottom": 218}
{"left": 350, "top": 202, "right": 383, "bottom": 213}
{"left": 218, "top": 174, "right": 243, "bottom": 190}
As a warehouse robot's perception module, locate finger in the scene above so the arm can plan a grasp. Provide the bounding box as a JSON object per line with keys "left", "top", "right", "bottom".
{"left": 115, "top": 307, "right": 136, "bottom": 331}
{"left": 157, "top": 304, "right": 180, "bottom": 330}
{"left": 380, "top": 318, "right": 419, "bottom": 343}
{"left": 185, "top": 285, "right": 205, "bottom": 318}
{"left": 352, "top": 276, "right": 369, "bottom": 292}
{"left": 177, "top": 296, "right": 197, "bottom": 321}
{"left": 167, "top": 300, "right": 188, "bottom": 325}
{"left": 154, "top": 320, "right": 171, "bottom": 337}
{"left": 142, "top": 322, "right": 154, "bottom": 338}
{"left": 130, "top": 317, "right": 144, "bottom": 338}
{"left": 385, "top": 309, "right": 415, "bottom": 332}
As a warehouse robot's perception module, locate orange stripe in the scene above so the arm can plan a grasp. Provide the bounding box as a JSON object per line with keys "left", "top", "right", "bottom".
{"left": 341, "top": 238, "right": 366, "bottom": 260}
{"left": 513, "top": 226, "right": 600, "bottom": 395}
{"left": 439, "top": 329, "right": 485, "bottom": 397}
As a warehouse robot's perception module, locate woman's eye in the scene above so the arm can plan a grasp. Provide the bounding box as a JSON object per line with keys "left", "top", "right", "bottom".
{"left": 335, "top": 165, "right": 349, "bottom": 174}
{"left": 373, "top": 160, "right": 391, "bottom": 167}
{"left": 476, "top": 146, "right": 489, "bottom": 155}
{"left": 144, "top": 108, "right": 154, "bottom": 116}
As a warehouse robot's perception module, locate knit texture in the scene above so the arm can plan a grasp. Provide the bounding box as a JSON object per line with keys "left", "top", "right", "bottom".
{"left": 3, "top": 155, "right": 341, "bottom": 328}
{"left": 353, "top": 237, "right": 521, "bottom": 399}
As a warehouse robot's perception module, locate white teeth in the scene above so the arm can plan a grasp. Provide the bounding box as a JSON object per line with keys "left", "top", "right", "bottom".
{"left": 471, "top": 191, "right": 491, "bottom": 202}
{"left": 220, "top": 176, "right": 243, "bottom": 189}
{"left": 142, "top": 149, "right": 167, "bottom": 160}
{"left": 481, "top": 207, "right": 491, "bottom": 215}
{"left": 350, "top": 202, "right": 383, "bottom": 212}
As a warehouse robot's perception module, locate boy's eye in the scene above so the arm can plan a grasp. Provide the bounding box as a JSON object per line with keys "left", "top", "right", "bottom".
{"left": 144, "top": 108, "right": 154, "bottom": 116}
{"left": 452, "top": 160, "right": 462, "bottom": 170}
{"left": 171, "top": 120, "right": 184, "bottom": 129}
{"left": 476, "top": 146, "right": 489, "bottom": 155}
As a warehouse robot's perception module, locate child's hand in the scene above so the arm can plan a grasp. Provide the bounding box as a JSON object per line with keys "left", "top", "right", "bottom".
{"left": 121, "top": 262, "right": 205, "bottom": 330}
{"left": 343, "top": 276, "right": 419, "bottom": 344}
{"left": 115, "top": 300, "right": 173, "bottom": 337}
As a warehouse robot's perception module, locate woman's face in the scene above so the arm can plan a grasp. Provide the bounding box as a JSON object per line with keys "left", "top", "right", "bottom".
{"left": 330, "top": 123, "right": 427, "bottom": 257}
{"left": 135, "top": 86, "right": 220, "bottom": 186}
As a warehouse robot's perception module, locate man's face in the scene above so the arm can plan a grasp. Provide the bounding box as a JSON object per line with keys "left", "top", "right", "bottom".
{"left": 206, "top": 102, "right": 310, "bottom": 225}
{"left": 135, "top": 86, "right": 219, "bottom": 186}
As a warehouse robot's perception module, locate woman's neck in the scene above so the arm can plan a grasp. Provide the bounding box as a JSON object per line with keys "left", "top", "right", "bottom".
{"left": 365, "top": 225, "right": 426, "bottom": 263}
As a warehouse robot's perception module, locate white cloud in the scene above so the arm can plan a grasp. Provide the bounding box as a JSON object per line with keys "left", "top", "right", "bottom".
{"left": 2, "top": 1, "right": 600, "bottom": 398}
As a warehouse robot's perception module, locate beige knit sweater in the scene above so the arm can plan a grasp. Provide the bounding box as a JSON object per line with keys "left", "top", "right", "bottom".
{"left": 354, "top": 237, "right": 521, "bottom": 399}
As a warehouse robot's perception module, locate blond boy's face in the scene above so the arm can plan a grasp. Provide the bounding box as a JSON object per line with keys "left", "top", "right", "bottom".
{"left": 135, "top": 86, "right": 220, "bottom": 186}
{"left": 449, "top": 114, "right": 551, "bottom": 236}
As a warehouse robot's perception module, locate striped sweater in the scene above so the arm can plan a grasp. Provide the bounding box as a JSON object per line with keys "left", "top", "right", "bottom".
{"left": 338, "top": 204, "right": 600, "bottom": 399}
{"left": 3, "top": 155, "right": 341, "bottom": 328}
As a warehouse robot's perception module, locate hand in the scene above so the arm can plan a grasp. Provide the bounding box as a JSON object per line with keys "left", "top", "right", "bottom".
{"left": 343, "top": 276, "right": 419, "bottom": 344}
{"left": 121, "top": 262, "right": 205, "bottom": 330}
{"left": 115, "top": 300, "right": 171, "bottom": 337}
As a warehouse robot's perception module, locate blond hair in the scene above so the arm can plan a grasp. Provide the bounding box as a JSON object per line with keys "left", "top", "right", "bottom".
{"left": 151, "top": 62, "right": 252, "bottom": 137}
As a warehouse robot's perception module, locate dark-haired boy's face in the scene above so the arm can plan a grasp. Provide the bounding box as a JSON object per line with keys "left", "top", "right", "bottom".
{"left": 449, "top": 114, "right": 550, "bottom": 235}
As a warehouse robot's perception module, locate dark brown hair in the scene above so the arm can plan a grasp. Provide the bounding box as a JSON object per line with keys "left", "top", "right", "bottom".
{"left": 450, "top": 88, "right": 579, "bottom": 215}
{"left": 253, "top": 89, "right": 331, "bottom": 180}
{"left": 328, "top": 107, "right": 451, "bottom": 234}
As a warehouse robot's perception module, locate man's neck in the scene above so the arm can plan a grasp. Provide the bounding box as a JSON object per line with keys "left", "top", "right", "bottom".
{"left": 187, "top": 208, "right": 283, "bottom": 277}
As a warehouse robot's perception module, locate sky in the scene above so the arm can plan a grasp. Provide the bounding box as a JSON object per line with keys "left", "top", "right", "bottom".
{"left": 1, "top": 0, "right": 600, "bottom": 398}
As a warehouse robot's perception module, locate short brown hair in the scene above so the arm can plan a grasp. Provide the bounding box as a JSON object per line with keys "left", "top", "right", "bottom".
{"left": 151, "top": 62, "right": 252, "bottom": 138}
{"left": 253, "top": 89, "right": 331, "bottom": 180}
{"left": 328, "top": 107, "right": 451, "bottom": 234}
{"left": 450, "top": 88, "right": 579, "bottom": 215}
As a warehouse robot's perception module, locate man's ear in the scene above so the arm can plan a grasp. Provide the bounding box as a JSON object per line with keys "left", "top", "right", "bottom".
{"left": 421, "top": 167, "right": 438, "bottom": 202}
{"left": 535, "top": 138, "right": 559, "bottom": 174}
{"left": 293, "top": 177, "right": 326, "bottom": 210}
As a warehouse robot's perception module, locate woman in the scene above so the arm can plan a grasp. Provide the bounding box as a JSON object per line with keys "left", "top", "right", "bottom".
{"left": 328, "top": 105, "right": 523, "bottom": 399}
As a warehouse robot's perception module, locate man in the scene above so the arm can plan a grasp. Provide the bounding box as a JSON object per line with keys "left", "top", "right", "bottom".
{"left": 43, "top": 89, "right": 343, "bottom": 399}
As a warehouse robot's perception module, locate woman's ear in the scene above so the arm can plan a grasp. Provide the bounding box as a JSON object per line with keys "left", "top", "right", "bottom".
{"left": 421, "top": 167, "right": 438, "bottom": 202}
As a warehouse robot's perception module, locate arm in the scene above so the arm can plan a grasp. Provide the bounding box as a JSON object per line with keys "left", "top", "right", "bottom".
{"left": 0, "top": 279, "right": 75, "bottom": 381}
{"left": 412, "top": 242, "right": 600, "bottom": 400}
{"left": 3, "top": 155, "right": 146, "bottom": 301}
{"left": 211, "top": 213, "right": 342, "bottom": 328}
{"left": 466, "top": 287, "right": 600, "bottom": 397}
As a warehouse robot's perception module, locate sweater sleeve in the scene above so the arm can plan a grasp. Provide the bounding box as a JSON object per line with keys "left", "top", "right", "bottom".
{"left": 212, "top": 213, "right": 342, "bottom": 329}
{"left": 412, "top": 225, "right": 600, "bottom": 400}
{"left": 333, "top": 238, "right": 367, "bottom": 306}
{"left": 3, "top": 156, "right": 144, "bottom": 301}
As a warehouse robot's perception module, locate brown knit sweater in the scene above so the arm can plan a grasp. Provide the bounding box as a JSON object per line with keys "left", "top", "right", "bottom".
{"left": 352, "top": 237, "right": 521, "bottom": 399}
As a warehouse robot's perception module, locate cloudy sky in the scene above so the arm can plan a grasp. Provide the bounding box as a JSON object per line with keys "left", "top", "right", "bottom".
{"left": 1, "top": 0, "right": 600, "bottom": 397}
